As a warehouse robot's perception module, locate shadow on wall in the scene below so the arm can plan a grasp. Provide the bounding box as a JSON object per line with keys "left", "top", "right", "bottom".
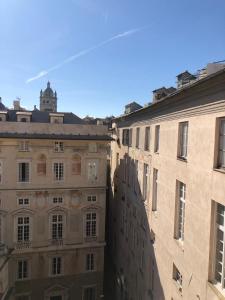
{"left": 104, "top": 151, "right": 165, "bottom": 300}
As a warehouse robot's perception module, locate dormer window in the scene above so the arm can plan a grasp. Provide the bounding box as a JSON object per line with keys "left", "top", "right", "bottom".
{"left": 0, "top": 112, "right": 7, "bottom": 122}
{"left": 50, "top": 113, "right": 64, "bottom": 124}
{"left": 16, "top": 112, "right": 32, "bottom": 123}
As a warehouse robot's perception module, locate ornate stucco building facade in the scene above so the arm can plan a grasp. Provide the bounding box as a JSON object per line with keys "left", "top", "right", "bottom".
{"left": 0, "top": 84, "right": 110, "bottom": 300}
{"left": 109, "top": 63, "right": 225, "bottom": 300}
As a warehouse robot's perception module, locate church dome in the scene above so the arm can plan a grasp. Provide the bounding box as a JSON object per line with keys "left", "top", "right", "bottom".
{"left": 43, "top": 81, "right": 54, "bottom": 97}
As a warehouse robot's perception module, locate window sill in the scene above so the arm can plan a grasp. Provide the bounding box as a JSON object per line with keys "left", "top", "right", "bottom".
{"left": 152, "top": 210, "right": 158, "bottom": 217}
{"left": 177, "top": 157, "right": 187, "bottom": 163}
{"left": 208, "top": 281, "right": 225, "bottom": 299}
{"left": 154, "top": 151, "right": 159, "bottom": 155}
{"left": 213, "top": 168, "right": 225, "bottom": 175}
{"left": 174, "top": 239, "right": 184, "bottom": 252}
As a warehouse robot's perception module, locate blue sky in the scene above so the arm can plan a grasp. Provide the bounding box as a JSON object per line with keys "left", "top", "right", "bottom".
{"left": 0, "top": 0, "right": 225, "bottom": 118}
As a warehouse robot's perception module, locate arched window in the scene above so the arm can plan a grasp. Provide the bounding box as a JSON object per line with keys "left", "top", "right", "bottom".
{"left": 37, "top": 154, "right": 46, "bottom": 175}
{"left": 72, "top": 154, "right": 81, "bottom": 175}
{"left": 21, "top": 118, "right": 27, "bottom": 122}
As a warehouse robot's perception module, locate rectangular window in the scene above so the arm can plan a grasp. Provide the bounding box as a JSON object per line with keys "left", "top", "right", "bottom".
{"left": 152, "top": 169, "right": 158, "bottom": 211}
{"left": 83, "top": 287, "right": 96, "bottom": 300}
{"left": 51, "top": 257, "right": 62, "bottom": 275}
{"left": 143, "top": 163, "right": 149, "bottom": 201}
{"left": 53, "top": 197, "right": 63, "bottom": 204}
{"left": 134, "top": 160, "right": 139, "bottom": 194}
{"left": 174, "top": 182, "right": 186, "bottom": 241}
{"left": 87, "top": 160, "right": 98, "bottom": 182}
{"left": 17, "top": 217, "right": 30, "bottom": 242}
{"left": 53, "top": 163, "right": 64, "bottom": 181}
{"left": 154, "top": 125, "right": 160, "bottom": 153}
{"left": 173, "top": 264, "right": 182, "bottom": 292}
{"left": 87, "top": 195, "right": 97, "bottom": 202}
{"left": 18, "top": 141, "right": 29, "bottom": 152}
{"left": 0, "top": 161, "right": 2, "bottom": 184}
{"left": 86, "top": 253, "right": 94, "bottom": 271}
{"left": 218, "top": 119, "right": 225, "bottom": 168}
{"left": 17, "top": 260, "right": 28, "bottom": 280}
{"left": 178, "top": 122, "right": 188, "bottom": 159}
{"left": 214, "top": 202, "right": 225, "bottom": 289}
{"left": 0, "top": 215, "right": 2, "bottom": 244}
{"left": 18, "top": 162, "right": 30, "bottom": 182}
{"left": 129, "top": 129, "right": 133, "bottom": 147}
{"left": 86, "top": 213, "right": 97, "bottom": 237}
{"left": 136, "top": 128, "right": 140, "bottom": 149}
{"left": 52, "top": 215, "right": 63, "bottom": 240}
{"left": 18, "top": 198, "right": 29, "bottom": 206}
{"left": 144, "top": 127, "right": 150, "bottom": 151}
{"left": 122, "top": 129, "right": 129, "bottom": 146}
{"left": 54, "top": 141, "right": 64, "bottom": 152}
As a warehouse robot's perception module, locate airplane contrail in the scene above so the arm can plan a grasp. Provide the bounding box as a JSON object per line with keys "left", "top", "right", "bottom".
{"left": 26, "top": 28, "right": 143, "bottom": 83}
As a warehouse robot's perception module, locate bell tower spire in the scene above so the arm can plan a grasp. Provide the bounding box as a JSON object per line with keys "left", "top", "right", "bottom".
{"left": 39, "top": 82, "right": 57, "bottom": 112}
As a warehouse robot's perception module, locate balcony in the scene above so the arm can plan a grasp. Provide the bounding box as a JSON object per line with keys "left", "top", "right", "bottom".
{"left": 84, "top": 236, "right": 97, "bottom": 243}
{"left": 15, "top": 241, "right": 31, "bottom": 250}
{"left": 50, "top": 239, "right": 64, "bottom": 246}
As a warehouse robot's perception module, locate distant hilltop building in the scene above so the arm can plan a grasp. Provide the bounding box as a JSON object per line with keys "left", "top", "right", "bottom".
{"left": 40, "top": 81, "right": 57, "bottom": 112}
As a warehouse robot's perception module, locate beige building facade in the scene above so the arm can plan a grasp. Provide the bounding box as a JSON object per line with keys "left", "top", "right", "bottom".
{"left": 109, "top": 65, "right": 225, "bottom": 300}
{"left": 0, "top": 86, "right": 110, "bottom": 300}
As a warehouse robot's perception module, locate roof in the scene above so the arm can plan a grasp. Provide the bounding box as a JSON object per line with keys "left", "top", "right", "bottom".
{"left": 125, "top": 101, "right": 142, "bottom": 109}
{"left": 6, "top": 109, "right": 85, "bottom": 124}
{"left": 0, "top": 132, "right": 112, "bottom": 141}
{"left": 113, "top": 66, "right": 225, "bottom": 121}
{"left": 177, "top": 70, "right": 196, "bottom": 79}
{"left": 0, "top": 102, "right": 7, "bottom": 111}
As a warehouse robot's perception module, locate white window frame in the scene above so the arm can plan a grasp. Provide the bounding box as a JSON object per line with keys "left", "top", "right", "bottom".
{"left": 178, "top": 122, "right": 188, "bottom": 160}
{"left": 18, "top": 140, "right": 30, "bottom": 152}
{"left": 53, "top": 162, "right": 64, "bottom": 181}
{"left": 87, "top": 195, "right": 97, "bottom": 202}
{"left": 175, "top": 181, "right": 186, "bottom": 242}
{"left": 53, "top": 197, "right": 63, "bottom": 204}
{"left": 152, "top": 168, "right": 158, "bottom": 211}
{"left": 154, "top": 125, "right": 160, "bottom": 153}
{"left": 218, "top": 118, "right": 225, "bottom": 168}
{"left": 0, "top": 215, "right": 3, "bottom": 244}
{"left": 54, "top": 141, "right": 64, "bottom": 153}
{"left": 50, "top": 256, "right": 63, "bottom": 276}
{"left": 144, "top": 126, "right": 150, "bottom": 151}
{"left": 214, "top": 202, "right": 225, "bottom": 290}
{"left": 85, "top": 253, "right": 95, "bottom": 272}
{"left": 18, "top": 198, "right": 30, "bottom": 206}
{"left": 84, "top": 212, "right": 97, "bottom": 238}
{"left": 17, "top": 259, "right": 29, "bottom": 280}
{"left": 50, "top": 214, "right": 64, "bottom": 240}
{"left": 136, "top": 127, "right": 140, "bottom": 149}
{"left": 18, "top": 161, "right": 31, "bottom": 183}
{"left": 87, "top": 160, "right": 98, "bottom": 183}
{"left": 17, "top": 216, "right": 31, "bottom": 242}
{"left": 143, "top": 163, "right": 149, "bottom": 201}
{"left": 0, "top": 160, "right": 2, "bottom": 184}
